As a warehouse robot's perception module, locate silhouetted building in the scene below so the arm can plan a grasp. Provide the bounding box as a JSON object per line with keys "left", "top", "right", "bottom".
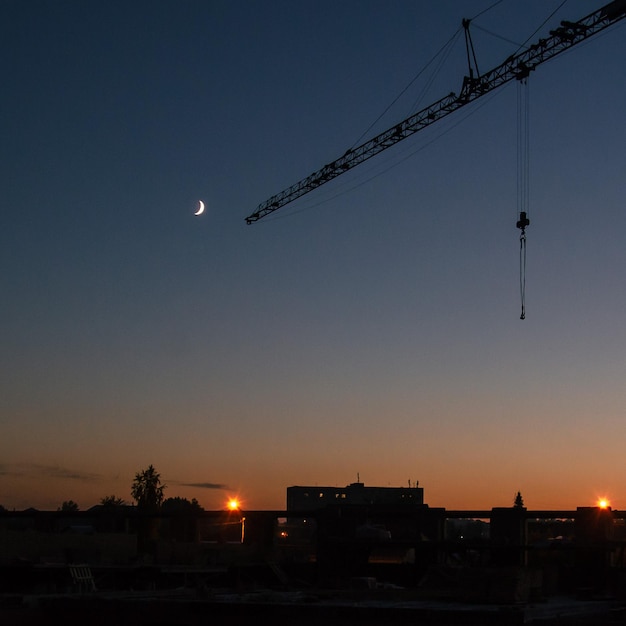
{"left": 574, "top": 506, "right": 615, "bottom": 591}
{"left": 286, "top": 481, "right": 424, "bottom": 511}
{"left": 490, "top": 506, "right": 528, "bottom": 566}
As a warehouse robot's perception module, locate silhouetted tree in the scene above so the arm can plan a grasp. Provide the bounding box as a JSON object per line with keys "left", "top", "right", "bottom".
{"left": 100, "top": 495, "right": 126, "bottom": 507}
{"left": 162, "top": 497, "right": 203, "bottom": 542}
{"left": 514, "top": 491, "right": 525, "bottom": 508}
{"left": 131, "top": 465, "right": 165, "bottom": 560}
{"left": 131, "top": 464, "right": 165, "bottom": 510}
{"left": 59, "top": 500, "right": 79, "bottom": 512}
{"left": 162, "top": 496, "right": 204, "bottom": 513}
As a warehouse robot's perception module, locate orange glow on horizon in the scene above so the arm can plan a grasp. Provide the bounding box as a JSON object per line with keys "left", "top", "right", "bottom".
{"left": 598, "top": 498, "right": 610, "bottom": 509}
{"left": 226, "top": 497, "right": 241, "bottom": 511}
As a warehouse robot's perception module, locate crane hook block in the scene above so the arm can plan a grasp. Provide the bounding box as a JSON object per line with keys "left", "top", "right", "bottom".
{"left": 516, "top": 211, "right": 530, "bottom": 230}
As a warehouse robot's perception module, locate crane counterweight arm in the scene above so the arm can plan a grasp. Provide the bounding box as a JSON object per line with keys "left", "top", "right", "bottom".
{"left": 245, "top": 0, "right": 626, "bottom": 224}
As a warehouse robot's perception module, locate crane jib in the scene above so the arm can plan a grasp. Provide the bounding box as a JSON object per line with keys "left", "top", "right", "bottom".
{"left": 245, "top": 0, "right": 626, "bottom": 224}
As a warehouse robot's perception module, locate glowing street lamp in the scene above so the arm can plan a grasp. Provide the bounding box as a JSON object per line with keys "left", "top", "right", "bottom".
{"left": 225, "top": 497, "right": 245, "bottom": 542}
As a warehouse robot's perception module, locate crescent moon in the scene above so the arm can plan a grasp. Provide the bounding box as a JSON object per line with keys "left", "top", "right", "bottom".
{"left": 194, "top": 200, "right": 205, "bottom": 216}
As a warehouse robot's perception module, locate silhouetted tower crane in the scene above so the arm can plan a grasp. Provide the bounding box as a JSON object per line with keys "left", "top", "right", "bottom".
{"left": 245, "top": 0, "right": 626, "bottom": 225}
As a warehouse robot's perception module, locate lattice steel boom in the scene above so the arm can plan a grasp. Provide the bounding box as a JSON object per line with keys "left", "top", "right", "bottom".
{"left": 245, "top": 0, "right": 626, "bottom": 224}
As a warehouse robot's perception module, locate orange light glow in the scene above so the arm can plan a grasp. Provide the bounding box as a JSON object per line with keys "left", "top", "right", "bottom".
{"left": 598, "top": 499, "right": 610, "bottom": 509}
{"left": 227, "top": 498, "right": 240, "bottom": 511}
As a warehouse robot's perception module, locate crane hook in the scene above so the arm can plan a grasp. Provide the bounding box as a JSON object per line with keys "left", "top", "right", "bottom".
{"left": 517, "top": 212, "right": 529, "bottom": 319}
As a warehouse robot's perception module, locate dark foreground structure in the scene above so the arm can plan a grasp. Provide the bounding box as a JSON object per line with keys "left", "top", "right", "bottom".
{"left": 2, "top": 499, "right": 626, "bottom": 624}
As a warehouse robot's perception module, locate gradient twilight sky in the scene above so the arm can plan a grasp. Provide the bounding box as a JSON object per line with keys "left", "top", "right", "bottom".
{"left": 2, "top": 0, "right": 625, "bottom": 513}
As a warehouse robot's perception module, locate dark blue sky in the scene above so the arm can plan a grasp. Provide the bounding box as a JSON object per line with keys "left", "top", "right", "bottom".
{"left": 2, "top": 0, "right": 625, "bottom": 511}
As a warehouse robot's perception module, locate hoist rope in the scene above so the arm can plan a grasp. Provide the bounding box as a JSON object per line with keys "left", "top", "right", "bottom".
{"left": 517, "top": 80, "right": 530, "bottom": 219}
{"left": 519, "top": 231, "right": 527, "bottom": 320}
